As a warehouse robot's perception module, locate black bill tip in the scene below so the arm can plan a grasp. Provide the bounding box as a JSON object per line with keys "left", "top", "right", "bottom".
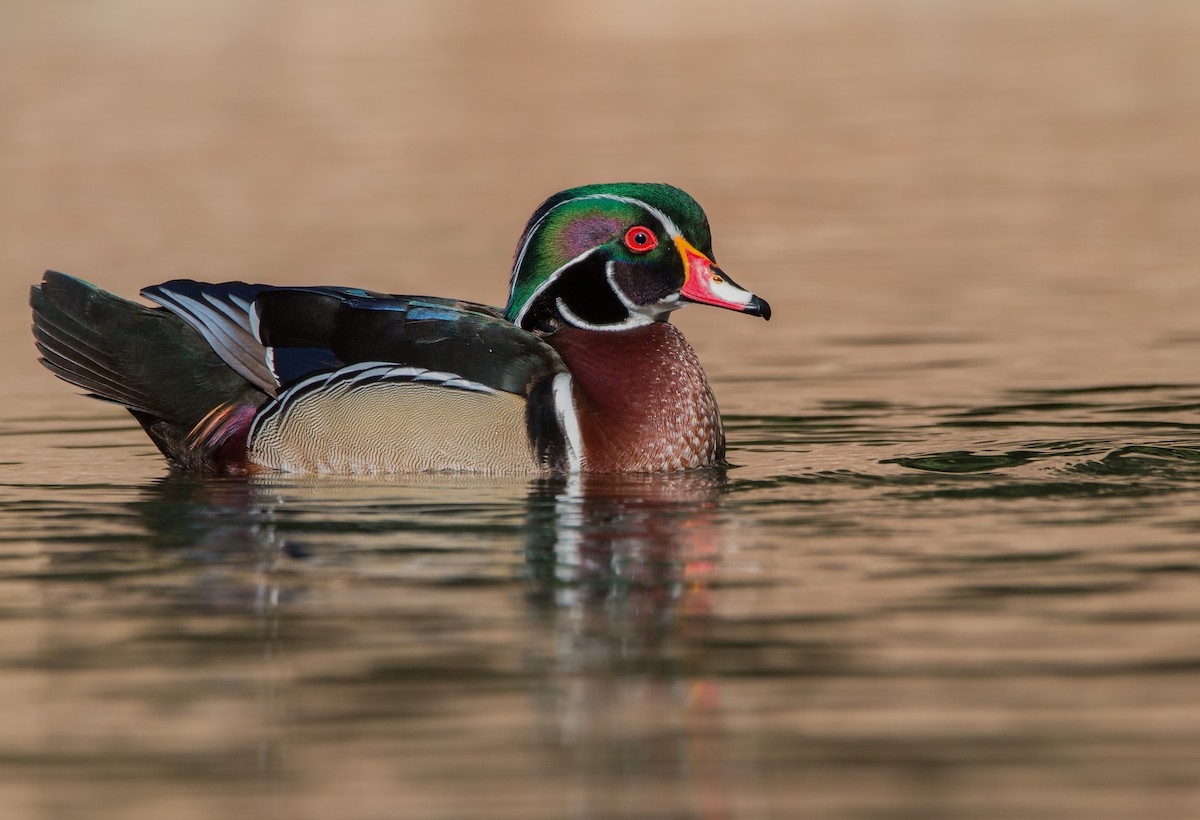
{"left": 746, "top": 295, "right": 772, "bottom": 321}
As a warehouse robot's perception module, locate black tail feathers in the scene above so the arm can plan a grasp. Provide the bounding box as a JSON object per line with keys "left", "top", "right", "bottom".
{"left": 31, "top": 271, "right": 267, "bottom": 467}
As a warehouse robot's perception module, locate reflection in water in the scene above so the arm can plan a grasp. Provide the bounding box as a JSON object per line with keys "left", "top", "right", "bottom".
{"left": 6, "top": 386, "right": 1200, "bottom": 816}
{"left": 121, "top": 470, "right": 737, "bottom": 818}
{"left": 523, "top": 474, "right": 731, "bottom": 818}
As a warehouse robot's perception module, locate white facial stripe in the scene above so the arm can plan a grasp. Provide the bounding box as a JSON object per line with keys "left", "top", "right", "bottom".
{"left": 596, "top": 194, "right": 682, "bottom": 240}
{"left": 604, "top": 260, "right": 642, "bottom": 314}
{"left": 508, "top": 192, "right": 684, "bottom": 310}
{"left": 511, "top": 246, "right": 598, "bottom": 329}
{"left": 555, "top": 297, "right": 653, "bottom": 332}
{"left": 604, "top": 261, "right": 685, "bottom": 322}
{"left": 551, "top": 259, "right": 689, "bottom": 332}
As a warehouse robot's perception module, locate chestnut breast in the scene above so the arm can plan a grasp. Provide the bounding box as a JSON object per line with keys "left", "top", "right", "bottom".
{"left": 548, "top": 323, "right": 724, "bottom": 472}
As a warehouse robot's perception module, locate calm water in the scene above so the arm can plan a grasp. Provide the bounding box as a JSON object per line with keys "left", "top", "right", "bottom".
{"left": 3, "top": 2, "right": 1200, "bottom": 818}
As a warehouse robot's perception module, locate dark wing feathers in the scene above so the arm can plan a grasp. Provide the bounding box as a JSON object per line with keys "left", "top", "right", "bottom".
{"left": 142, "top": 280, "right": 279, "bottom": 395}
{"left": 31, "top": 271, "right": 265, "bottom": 430}
{"left": 267, "top": 347, "right": 342, "bottom": 387}
{"left": 133, "top": 280, "right": 566, "bottom": 396}
{"left": 33, "top": 274, "right": 567, "bottom": 471}
{"left": 39, "top": 274, "right": 565, "bottom": 412}
{"left": 252, "top": 288, "right": 566, "bottom": 396}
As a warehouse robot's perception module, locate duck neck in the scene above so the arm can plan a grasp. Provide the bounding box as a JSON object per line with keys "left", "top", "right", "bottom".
{"left": 547, "top": 322, "right": 724, "bottom": 472}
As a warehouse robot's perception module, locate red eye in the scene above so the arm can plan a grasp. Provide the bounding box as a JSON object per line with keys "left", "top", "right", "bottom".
{"left": 624, "top": 226, "right": 658, "bottom": 253}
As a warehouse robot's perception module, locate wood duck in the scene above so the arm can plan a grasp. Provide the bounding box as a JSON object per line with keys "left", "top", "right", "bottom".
{"left": 31, "top": 183, "right": 770, "bottom": 475}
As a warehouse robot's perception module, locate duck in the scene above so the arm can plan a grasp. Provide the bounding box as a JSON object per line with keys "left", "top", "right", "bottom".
{"left": 31, "top": 183, "right": 770, "bottom": 475}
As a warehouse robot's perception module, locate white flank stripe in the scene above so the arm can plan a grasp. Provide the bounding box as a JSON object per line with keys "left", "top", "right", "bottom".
{"left": 413, "top": 370, "right": 459, "bottom": 382}
{"left": 383, "top": 366, "right": 426, "bottom": 379}
{"left": 442, "top": 378, "right": 494, "bottom": 393}
{"left": 552, "top": 372, "right": 584, "bottom": 472}
{"left": 346, "top": 365, "right": 397, "bottom": 385}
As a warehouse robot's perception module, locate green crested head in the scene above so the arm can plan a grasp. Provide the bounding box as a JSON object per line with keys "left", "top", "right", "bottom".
{"left": 504, "top": 183, "right": 769, "bottom": 333}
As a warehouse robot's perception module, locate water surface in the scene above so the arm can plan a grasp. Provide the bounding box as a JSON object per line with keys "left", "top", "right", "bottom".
{"left": 4, "top": 381, "right": 1200, "bottom": 818}
{"left": 2, "top": 1, "right": 1200, "bottom": 818}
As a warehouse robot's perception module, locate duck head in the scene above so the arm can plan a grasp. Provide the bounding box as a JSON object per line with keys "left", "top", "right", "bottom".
{"left": 505, "top": 183, "right": 770, "bottom": 332}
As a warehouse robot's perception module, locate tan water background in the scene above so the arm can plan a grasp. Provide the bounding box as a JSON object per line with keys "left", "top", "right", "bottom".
{"left": 2, "top": 2, "right": 1200, "bottom": 818}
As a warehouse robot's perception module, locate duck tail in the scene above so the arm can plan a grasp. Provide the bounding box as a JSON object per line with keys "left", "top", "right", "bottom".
{"left": 30, "top": 270, "right": 267, "bottom": 470}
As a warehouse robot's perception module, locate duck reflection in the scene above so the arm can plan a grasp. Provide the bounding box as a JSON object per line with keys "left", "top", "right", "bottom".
{"left": 130, "top": 469, "right": 734, "bottom": 817}
{"left": 524, "top": 472, "right": 723, "bottom": 610}
{"left": 522, "top": 472, "right": 733, "bottom": 818}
